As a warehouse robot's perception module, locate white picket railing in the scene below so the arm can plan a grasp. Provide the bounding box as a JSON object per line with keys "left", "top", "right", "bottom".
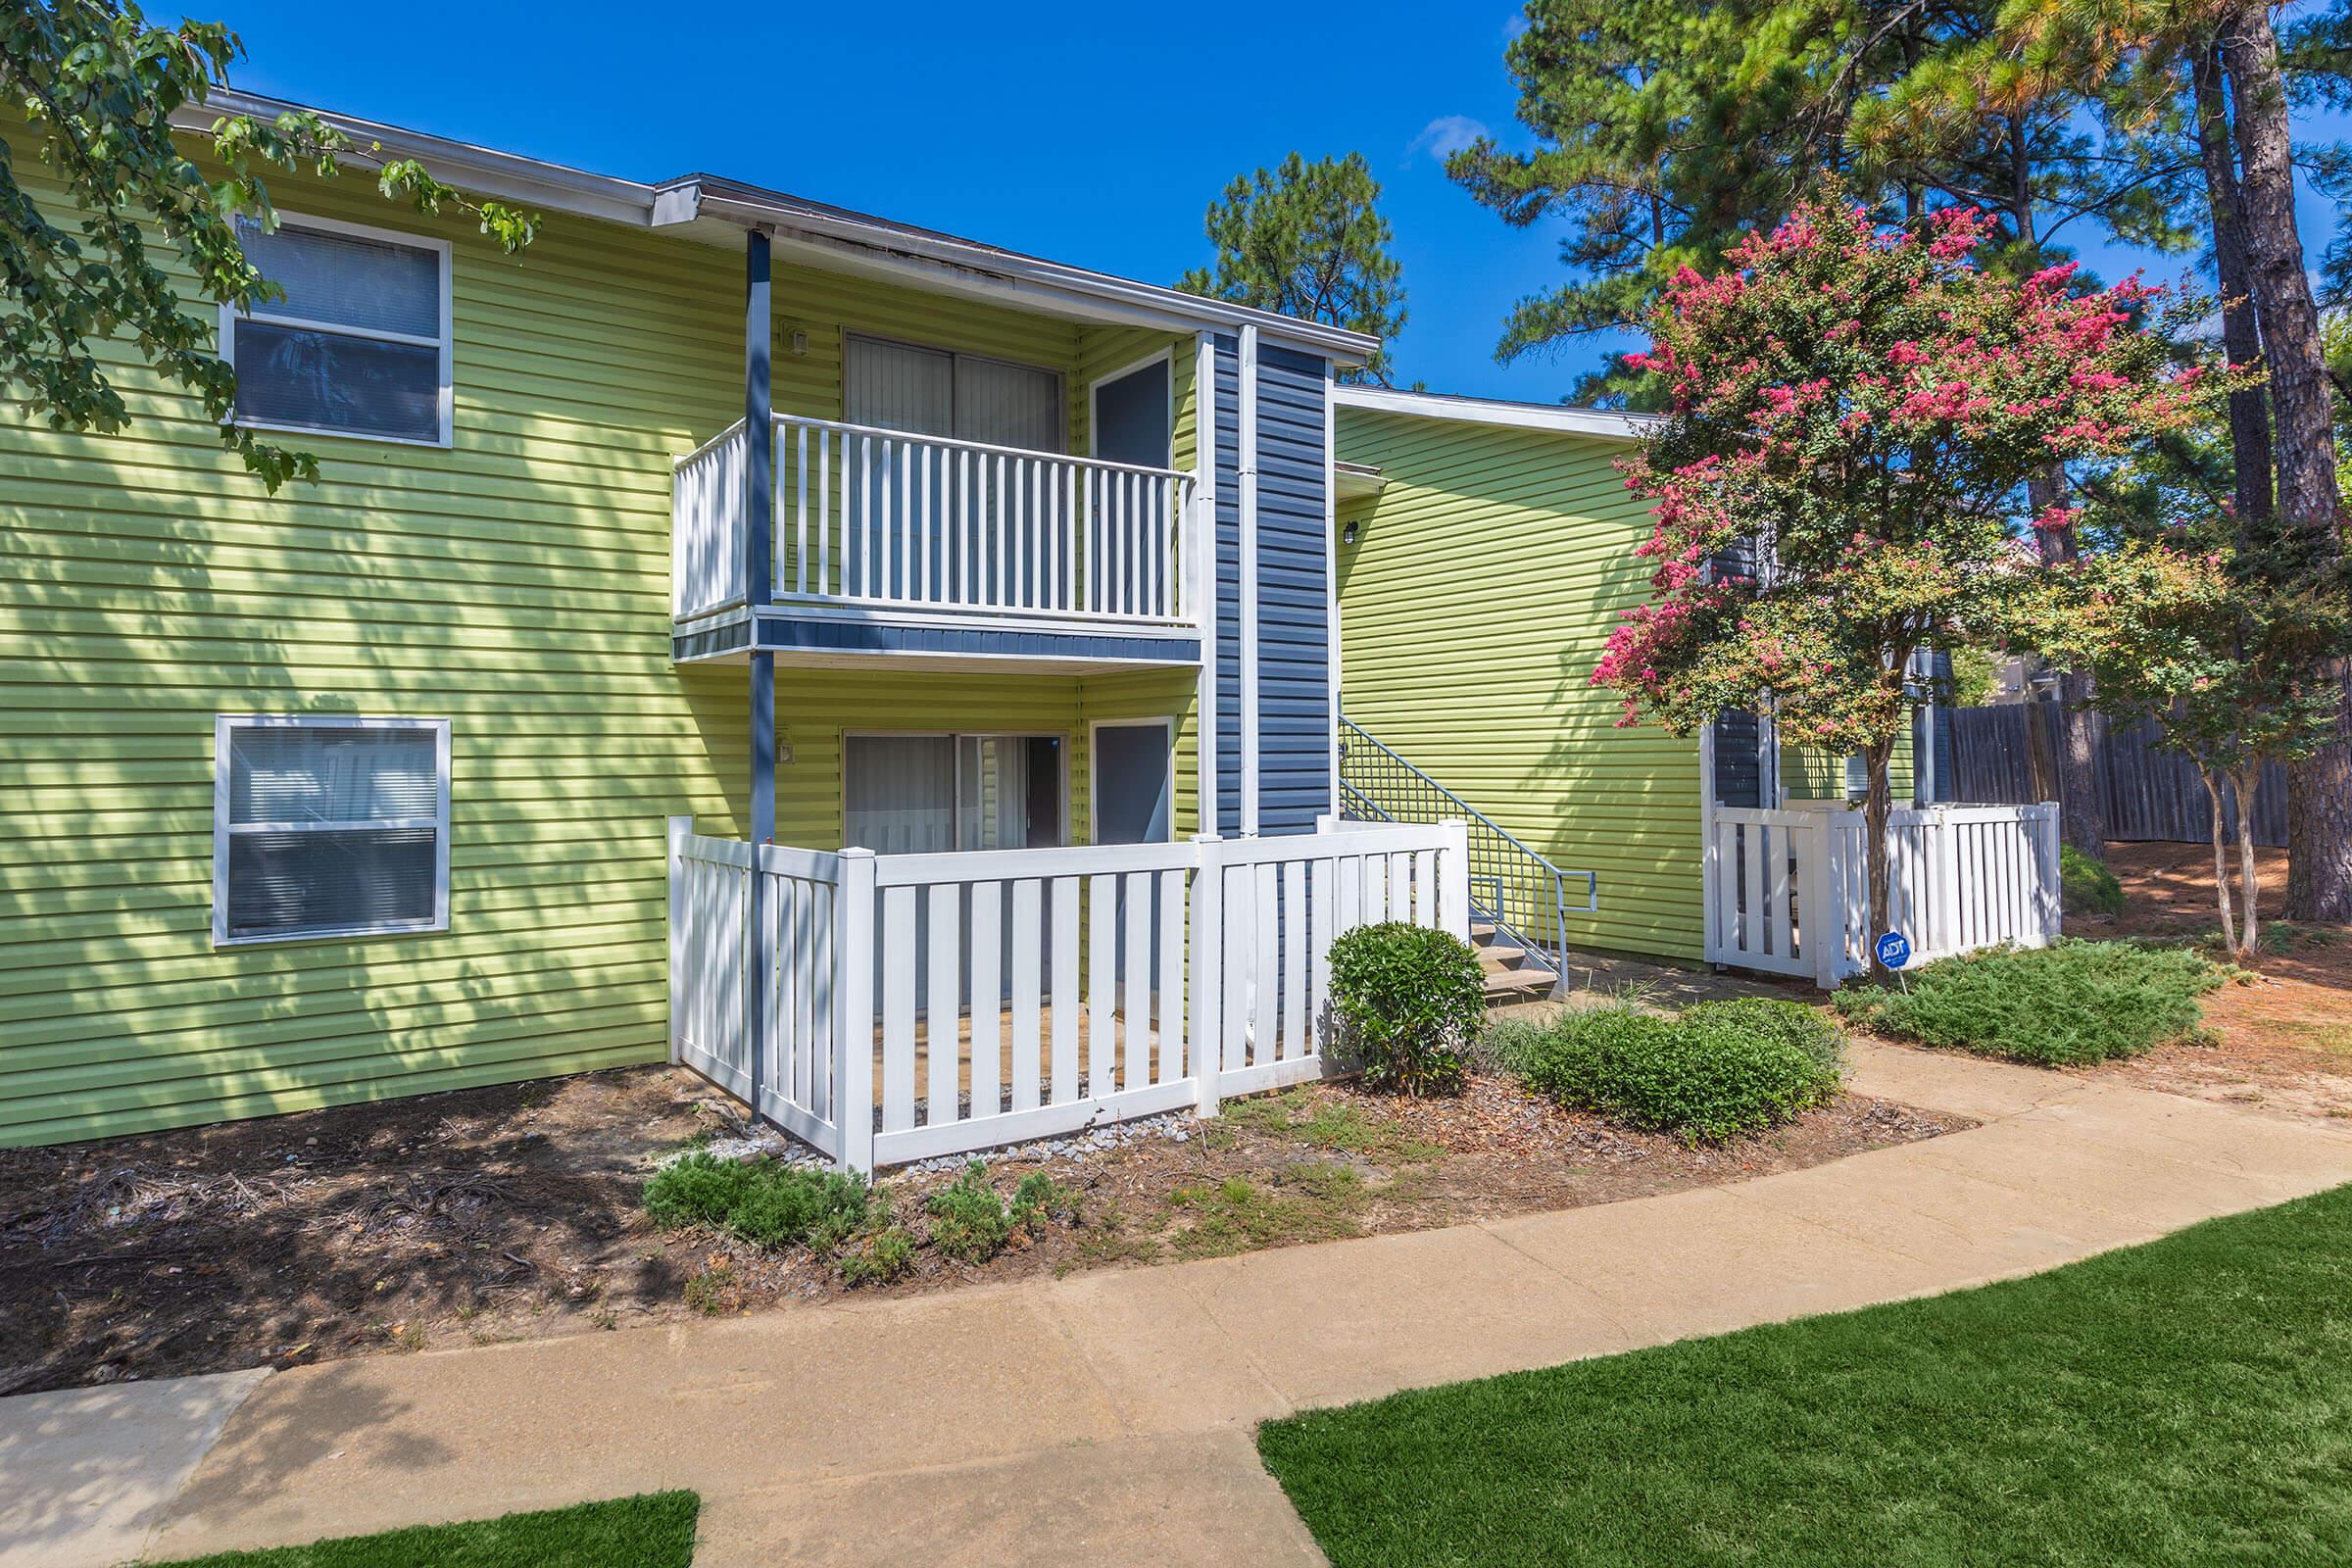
{"left": 1703, "top": 803, "right": 2061, "bottom": 987}
{"left": 672, "top": 416, "right": 1197, "bottom": 627}
{"left": 668, "top": 818, "right": 1470, "bottom": 1173}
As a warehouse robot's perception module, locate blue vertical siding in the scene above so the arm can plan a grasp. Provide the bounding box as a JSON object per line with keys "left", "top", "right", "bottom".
{"left": 1211, "top": 336, "right": 1336, "bottom": 838}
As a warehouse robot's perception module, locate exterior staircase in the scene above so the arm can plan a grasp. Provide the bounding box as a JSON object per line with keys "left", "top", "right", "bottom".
{"left": 1338, "top": 716, "right": 1595, "bottom": 1007}
{"left": 1472, "top": 919, "right": 1560, "bottom": 1002}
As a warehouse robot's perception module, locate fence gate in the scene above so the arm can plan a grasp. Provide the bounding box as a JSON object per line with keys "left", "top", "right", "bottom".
{"left": 1703, "top": 804, "right": 2061, "bottom": 988}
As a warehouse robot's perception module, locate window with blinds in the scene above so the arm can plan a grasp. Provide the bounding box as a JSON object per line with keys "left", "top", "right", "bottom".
{"left": 223, "top": 216, "right": 451, "bottom": 445}
{"left": 214, "top": 717, "right": 451, "bottom": 944}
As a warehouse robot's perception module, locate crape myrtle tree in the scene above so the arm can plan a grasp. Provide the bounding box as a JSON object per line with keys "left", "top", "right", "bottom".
{"left": 1591, "top": 197, "right": 2219, "bottom": 973}
{"left": 2029, "top": 537, "right": 2352, "bottom": 956}
{"left": 1, "top": 1, "right": 537, "bottom": 492}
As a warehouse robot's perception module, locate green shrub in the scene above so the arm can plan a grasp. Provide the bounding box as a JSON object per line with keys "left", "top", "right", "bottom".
{"left": 643, "top": 1152, "right": 869, "bottom": 1250}
{"left": 926, "top": 1162, "right": 1060, "bottom": 1263}
{"left": 1326, "top": 921, "right": 1484, "bottom": 1097}
{"left": 836, "top": 1224, "right": 915, "bottom": 1287}
{"left": 1680, "top": 998, "right": 1845, "bottom": 1074}
{"left": 1834, "top": 939, "right": 2221, "bottom": 1066}
{"left": 1513, "top": 1000, "right": 1844, "bottom": 1145}
{"left": 2061, "top": 845, "right": 2127, "bottom": 917}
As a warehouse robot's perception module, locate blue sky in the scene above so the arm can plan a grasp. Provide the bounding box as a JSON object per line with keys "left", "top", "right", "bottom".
{"left": 220, "top": 0, "right": 2342, "bottom": 403}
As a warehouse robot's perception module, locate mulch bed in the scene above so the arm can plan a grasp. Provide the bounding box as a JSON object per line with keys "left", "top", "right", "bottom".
{"left": 0, "top": 1063, "right": 1966, "bottom": 1396}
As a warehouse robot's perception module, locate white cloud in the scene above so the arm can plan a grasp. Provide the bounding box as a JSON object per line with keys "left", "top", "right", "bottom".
{"left": 1408, "top": 115, "right": 1489, "bottom": 165}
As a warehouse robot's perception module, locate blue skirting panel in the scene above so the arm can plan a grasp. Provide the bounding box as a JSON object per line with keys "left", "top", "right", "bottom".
{"left": 674, "top": 613, "right": 1200, "bottom": 666}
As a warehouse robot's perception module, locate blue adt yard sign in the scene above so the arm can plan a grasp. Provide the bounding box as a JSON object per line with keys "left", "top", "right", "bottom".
{"left": 1876, "top": 931, "right": 1912, "bottom": 970}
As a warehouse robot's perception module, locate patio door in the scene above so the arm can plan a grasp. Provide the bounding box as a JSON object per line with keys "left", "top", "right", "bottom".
{"left": 845, "top": 337, "right": 1061, "bottom": 604}
{"left": 845, "top": 733, "right": 1064, "bottom": 1013}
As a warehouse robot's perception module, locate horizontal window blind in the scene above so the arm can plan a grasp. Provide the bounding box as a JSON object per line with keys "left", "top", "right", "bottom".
{"left": 216, "top": 718, "right": 449, "bottom": 944}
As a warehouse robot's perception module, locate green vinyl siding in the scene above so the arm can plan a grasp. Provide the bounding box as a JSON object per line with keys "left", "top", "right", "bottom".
{"left": 1334, "top": 408, "right": 1702, "bottom": 963}
{"left": 0, "top": 118, "right": 1197, "bottom": 1148}
{"left": 762, "top": 669, "right": 1194, "bottom": 851}
{"left": 1780, "top": 735, "right": 1915, "bottom": 803}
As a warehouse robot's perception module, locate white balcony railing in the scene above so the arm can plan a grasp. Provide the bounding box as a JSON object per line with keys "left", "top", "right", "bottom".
{"left": 674, "top": 415, "right": 1198, "bottom": 628}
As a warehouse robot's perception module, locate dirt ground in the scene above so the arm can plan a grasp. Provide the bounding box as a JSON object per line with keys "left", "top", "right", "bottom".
{"left": 2063, "top": 841, "right": 2352, "bottom": 1122}
{"left": 0, "top": 1062, "right": 1961, "bottom": 1397}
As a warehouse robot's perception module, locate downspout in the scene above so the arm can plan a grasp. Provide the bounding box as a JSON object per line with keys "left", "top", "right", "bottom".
{"left": 1238, "top": 324, "right": 1261, "bottom": 838}
{"left": 1194, "top": 331, "right": 1220, "bottom": 838}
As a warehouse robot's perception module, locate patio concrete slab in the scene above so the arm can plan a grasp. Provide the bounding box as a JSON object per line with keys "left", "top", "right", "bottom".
{"left": 0, "top": 1368, "right": 269, "bottom": 1568}
{"left": 693, "top": 1430, "right": 1324, "bottom": 1568}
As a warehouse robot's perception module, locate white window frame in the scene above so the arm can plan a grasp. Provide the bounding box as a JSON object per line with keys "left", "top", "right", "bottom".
{"left": 213, "top": 714, "right": 453, "bottom": 947}
{"left": 219, "top": 211, "right": 455, "bottom": 450}
{"left": 1088, "top": 716, "right": 1177, "bottom": 844}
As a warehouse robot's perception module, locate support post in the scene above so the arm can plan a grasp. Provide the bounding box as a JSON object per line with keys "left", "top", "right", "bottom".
{"left": 1189, "top": 833, "right": 1224, "bottom": 1118}
{"left": 1237, "top": 324, "right": 1260, "bottom": 838}
{"left": 1194, "top": 332, "right": 1220, "bottom": 839}
{"left": 834, "top": 847, "right": 878, "bottom": 1176}
{"left": 743, "top": 229, "right": 775, "bottom": 1120}
{"left": 1437, "top": 817, "right": 1472, "bottom": 939}
{"left": 667, "top": 815, "right": 691, "bottom": 1064}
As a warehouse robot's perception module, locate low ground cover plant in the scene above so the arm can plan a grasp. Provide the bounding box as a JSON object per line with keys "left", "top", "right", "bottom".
{"left": 2061, "top": 845, "right": 2127, "bottom": 917}
{"left": 1835, "top": 939, "right": 2223, "bottom": 1066}
{"left": 1326, "top": 922, "right": 1484, "bottom": 1096}
{"left": 642, "top": 1152, "right": 869, "bottom": 1250}
{"left": 926, "top": 1163, "right": 1063, "bottom": 1263}
{"left": 1504, "top": 997, "right": 1844, "bottom": 1145}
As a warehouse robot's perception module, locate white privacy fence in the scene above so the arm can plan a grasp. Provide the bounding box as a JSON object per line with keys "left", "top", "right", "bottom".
{"left": 672, "top": 416, "right": 1197, "bottom": 626}
{"left": 1704, "top": 803, "right": 2061, "bottom": 987}
{"left": 669, "top": 818, "right": 1470, "bottom": 1174}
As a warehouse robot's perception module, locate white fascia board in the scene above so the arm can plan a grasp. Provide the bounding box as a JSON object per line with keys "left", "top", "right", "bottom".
{"left": 170, "top": 89, "right": 660, "bottom": 228}
{"left": 1333, "top": 384, "right": 1663, "bottom": 441}
{"left": 670, "top": 184, "right": 1378, "bottom": 367}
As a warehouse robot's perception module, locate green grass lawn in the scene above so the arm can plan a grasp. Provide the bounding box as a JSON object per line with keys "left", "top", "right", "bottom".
{"left": 154, "top": 1492, "right": 697, "bottom": 1567}
{"left": 1259, "top": 1185, "right": 2352, "bottom": 1566}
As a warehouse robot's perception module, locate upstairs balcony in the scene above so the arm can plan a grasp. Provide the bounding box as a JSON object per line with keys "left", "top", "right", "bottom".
{"left": 673, "top": 414, "right": 1202, "bottom": 668}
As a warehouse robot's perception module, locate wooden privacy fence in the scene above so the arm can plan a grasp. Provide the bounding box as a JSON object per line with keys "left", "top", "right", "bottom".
{"left": 1705, "top": 803, "right": 2061, "bottom": 988}
{"left": 669, "top": 818, "right": 1471, "bottom": 1174}
{"left": 1946, "top": 705, "right": 2286, "bottom": 849}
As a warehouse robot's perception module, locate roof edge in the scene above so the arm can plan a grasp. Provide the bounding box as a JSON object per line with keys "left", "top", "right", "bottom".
{"left": 1333, "top": 384, "right": 1662, "bottom": 441}
{"left": 169, "top": 88, "right": 660, "bottom": 227}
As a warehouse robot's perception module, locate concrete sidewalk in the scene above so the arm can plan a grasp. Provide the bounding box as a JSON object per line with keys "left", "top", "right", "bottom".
{"left": 11, "top": 1042, "right": 2352, "bottom": 1567}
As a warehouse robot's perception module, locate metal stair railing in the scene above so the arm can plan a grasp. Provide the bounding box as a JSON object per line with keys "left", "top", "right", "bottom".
{"left": 1338, "top": 717, "right": 1596, "bottom": 971}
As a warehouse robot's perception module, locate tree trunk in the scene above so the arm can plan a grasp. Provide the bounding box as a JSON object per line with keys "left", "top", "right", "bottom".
{"left": 2236, "top": 765, "right": 2266, "bottom": 955}
{"left": 2204, "top": 771, "right": 2239, "bottom": 955}
{"left": 1866, "top": 738, "right": 1895, "bottom": 979}
{"left": 2031, "top": 486, "right": 2107, "bottom": 858}
{"left": 2220, "top": 3, "right": 2352, "bottom": 921}
{"left": 2191, "top": 43, "right": 2274, "bottom": 529}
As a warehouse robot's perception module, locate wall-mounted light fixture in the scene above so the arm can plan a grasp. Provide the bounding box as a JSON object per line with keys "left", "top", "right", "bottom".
{"left": 1342, "top": 518, "right": 1363, "bottom": 546}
